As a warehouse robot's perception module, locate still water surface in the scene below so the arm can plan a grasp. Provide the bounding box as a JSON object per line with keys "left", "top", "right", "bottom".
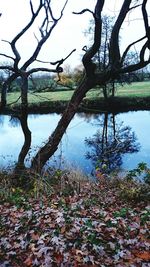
{"left": 0, "top": 111, "right": 150, "bottom": 175}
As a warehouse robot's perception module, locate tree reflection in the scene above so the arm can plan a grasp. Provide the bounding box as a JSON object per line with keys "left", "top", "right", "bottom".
{"left": 0, "top": 115, "right": 4, "bottom": 126}
{"left": 10, "top": 111, "right": 31, "bottom": 170}
{"left": 85, "top": 113, "right": 140, "bottom": 174}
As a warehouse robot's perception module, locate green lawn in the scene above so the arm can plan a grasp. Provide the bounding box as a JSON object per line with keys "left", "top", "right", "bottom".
{"left": 7, "top": 81, "right": 150, "bottom": 105}
{"left": 116, "top": 81, "right": 150, "bottom": 97}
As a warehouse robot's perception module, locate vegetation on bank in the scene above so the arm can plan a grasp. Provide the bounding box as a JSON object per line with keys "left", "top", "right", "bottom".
{"left": 1, "top": 81, "right": 150, "bottom": 113}
{"left": 0, "top": 164, "right": 150, "bottom": 266}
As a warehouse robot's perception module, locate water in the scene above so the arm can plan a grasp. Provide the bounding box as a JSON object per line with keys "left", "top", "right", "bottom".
{"left": 0, "top": 110, "right": 150, "bottom": 175}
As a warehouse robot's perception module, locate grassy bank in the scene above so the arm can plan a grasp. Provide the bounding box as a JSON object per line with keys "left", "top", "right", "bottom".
{"left": 1, "top": 81, "right": 150, "bottom": 113}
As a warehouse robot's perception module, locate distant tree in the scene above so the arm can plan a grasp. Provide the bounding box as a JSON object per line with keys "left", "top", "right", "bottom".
{"left": 85, "top": 14, "right": 116, "bottom": 99}
{"left": 72, "top": 64, "right": 84, "bottom": 86}
{"left": 29, "top": 74, "right": 57, "bottom": 92}
{"left": 31, "top": 0, "right": 150, "bottom": 172}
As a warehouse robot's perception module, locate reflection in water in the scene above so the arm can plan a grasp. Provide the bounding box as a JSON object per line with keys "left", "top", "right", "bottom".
{"left": 85, "top": 113, "right": 140, "bottom": 174}
{"left": 9, "top": 112, "right": 31, "bottom": 171}
{"left": 17, "top": 113, "right": 31, "bottom": 169}
{"left": 0, "top": 115, "right": 4, "bottom": 126}
{"left": 0, "top": 111, "right": 31, "bottom": 171}
{"left": 0, "top": 111, "right": 149, "bottom": 174}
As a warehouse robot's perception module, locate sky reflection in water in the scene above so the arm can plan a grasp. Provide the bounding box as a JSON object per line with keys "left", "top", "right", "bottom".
{"left": 0, "top": 111, "right": 150, "bottom": 174}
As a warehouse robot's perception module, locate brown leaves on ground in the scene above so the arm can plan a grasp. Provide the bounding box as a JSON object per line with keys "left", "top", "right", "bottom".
{"left": 0, "top": 180, "right": 150, "bottom": 267}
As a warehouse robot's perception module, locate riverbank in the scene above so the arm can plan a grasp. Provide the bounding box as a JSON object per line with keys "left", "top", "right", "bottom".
{"left": 1, "top": 81, "right": 150, "bottom": 114}
{"left": 0, "top": 171, "right": 150, "bottom": 266}
{"left": 1, "top": 96, "right": 150, "bottom": 115}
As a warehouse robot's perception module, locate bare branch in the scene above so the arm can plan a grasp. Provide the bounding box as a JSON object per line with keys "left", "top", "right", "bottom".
{"left": 0, "top": 66, "right": 14, "bottom": 71}
{"left": 120, "top": 58, "right": 150, "bottom": 73}
{"left": 22, "top": 1, "right": 68, "bottom": 70}
{"left": 0, "top": 53, "right": 15, "bottom": 61}
{"left": 73, "top": 9, "right": 94, "bottom": 16}
{"left": 36, "top": 59, "right": 51, "bottom": 64}
{"left": 10, "top": 0, "right": 44, "bottom": 68}
{"left": 30, "top": 0, "right": 35, "bottom": 16}
{"left": 34, "top": 33, "right": 39, "bottom": 43}
{"left": 82, "top": 0, "right": 105, "bottom": 77}
{"left": 120, "top": 41, "right": 150, "bottom": 73}
{"left": 34, "top": 50, "right": 76, "bottom": 82}
{"left": 82, "top": 46, "right": 88, "bottom": 52}
{"left": 109, "top": 0, "right": 132, "bottom": 68}
{"left": 59, "top": 0, "right": 69, "bottom": 20}
{"left": 121, "top": 35, "right": 146, "bottom": 65}
{"left": 129, "top": 4, "right": 141, "bottom": 11}
{"left": 45, "top": 0, "right": 56, "bottom": 22}
{"left": 27, "top": 67, "right": 63, "bottom": 75}
{"left": 50, "top": 49, "right": 76, "bottom": 65}
{"left": 30, "top": 92, "right": 52, "bottom": 101}
{"left": 1, "top": 39, "right": 11, "bottom": 45}
{"left": 63, "top": 49, "right": 76, "bottom": 61}
{"left": 142, "top": 0, "right": 150, "bottom": 48}
{"left": 140, "top": 41, "right": 148, "bottom": 61}
{"left": 7, "top": 95, "right": 21, "bottom": 106}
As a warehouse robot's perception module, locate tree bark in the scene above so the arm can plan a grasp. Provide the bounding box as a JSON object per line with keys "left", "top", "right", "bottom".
{"left": 1, "top": 83, "right": 7, "bottom": 108}
{"left": 1, "top": 73, "right": 17, "bottom": 109}
{"left": 31, "top": 77, "right": 92, "bottom": 171}
{"left": 21, "top": 75, "right": 28, "bottom": 109}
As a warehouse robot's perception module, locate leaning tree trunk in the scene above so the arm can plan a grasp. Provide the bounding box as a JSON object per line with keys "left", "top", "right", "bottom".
{"left": 31, "top": 77, "right": 93, "bottom": 172}
{"left": 31, "top": 0, "right": 105, "bottom": 172}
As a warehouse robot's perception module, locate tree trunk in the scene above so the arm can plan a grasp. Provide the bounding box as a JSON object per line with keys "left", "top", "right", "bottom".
{"left": 21, "top": 75, "right": 28, "bottom": 109}
{"left": 102, "top": 85, "right": 108, "bottom": 100}
{"left": 1, "top": 83, "right": 7, "bottom": 108}
{"left": 0, "top": 73, "right": 18, "bottom": 110}
{"left": 111, "top": 82, "right": 115, "bottom": 97}
{"left": 31, "top": 77, "right": 92, "bottom": 172}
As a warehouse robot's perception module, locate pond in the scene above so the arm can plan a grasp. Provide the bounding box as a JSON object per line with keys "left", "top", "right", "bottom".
{"left": 0, "top": 110, "right": 150, "bottom": 175}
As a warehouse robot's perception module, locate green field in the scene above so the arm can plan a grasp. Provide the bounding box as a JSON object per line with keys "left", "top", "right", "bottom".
{"left": 116, "top": 81, "right": 150, "bottom": 97}
{"left": 6, "top": 81, "right": 150, "bottom": 106}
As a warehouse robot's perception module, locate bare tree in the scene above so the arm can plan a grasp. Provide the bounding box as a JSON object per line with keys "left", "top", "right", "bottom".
{"left": 0, "top": 0, "right": 70, "bottom": 109}
{"left": 31, "top": 0, "right": 150, "bottom": 172}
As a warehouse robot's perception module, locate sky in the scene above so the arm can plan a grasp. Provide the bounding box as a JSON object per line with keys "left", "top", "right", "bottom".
{"left": 0, "top": 0, "right": 149, "bottom": 71}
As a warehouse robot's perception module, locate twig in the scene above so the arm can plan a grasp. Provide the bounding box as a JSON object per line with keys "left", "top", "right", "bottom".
{"left": 129, "top": 4, "right": 142, "bottom": 11}
{"left": 73, "top": 9, "right": 94, "bottom": 16}
{"left": 29, "top": 92, "right": 52, "bottom": 101}
{"left": 36, "top": 49, "right": 76, "bottom": 65}
{"left": 7, "top": 95, "right": 21, "bottom": 106}
{"left": 1, "top": 39, "right": 11, "bottom": 45}
{"left": 121, "top": 36, "right": 146, "bottom": 65}
{"left": 0, "top": 53, "right": 15, "bottom": 61}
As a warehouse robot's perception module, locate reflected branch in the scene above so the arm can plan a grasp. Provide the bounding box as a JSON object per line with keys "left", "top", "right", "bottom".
{"left": 85, "top": 113, "right": 140, "bottom": 174}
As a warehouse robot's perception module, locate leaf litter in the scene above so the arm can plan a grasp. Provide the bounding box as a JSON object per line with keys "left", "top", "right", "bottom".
{"left": 0, "top": 179, "right": 150, "bottom": 267}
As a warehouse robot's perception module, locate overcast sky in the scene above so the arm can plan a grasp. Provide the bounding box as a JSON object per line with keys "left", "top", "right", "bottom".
{"left": 0, "top": 0, "right": 149, "bottom": 70}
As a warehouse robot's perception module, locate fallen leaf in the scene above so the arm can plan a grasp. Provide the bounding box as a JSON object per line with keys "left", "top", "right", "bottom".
{"left": 134, "top": 251, "right": 150, "bottom": 261}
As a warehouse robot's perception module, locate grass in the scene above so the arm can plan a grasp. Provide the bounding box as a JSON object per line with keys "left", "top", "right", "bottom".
{"left": 116, "top": 81, "right": 150, "bottom": 97}
{"left": 6, "top": 81, "right": 150, "bottom": 106}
